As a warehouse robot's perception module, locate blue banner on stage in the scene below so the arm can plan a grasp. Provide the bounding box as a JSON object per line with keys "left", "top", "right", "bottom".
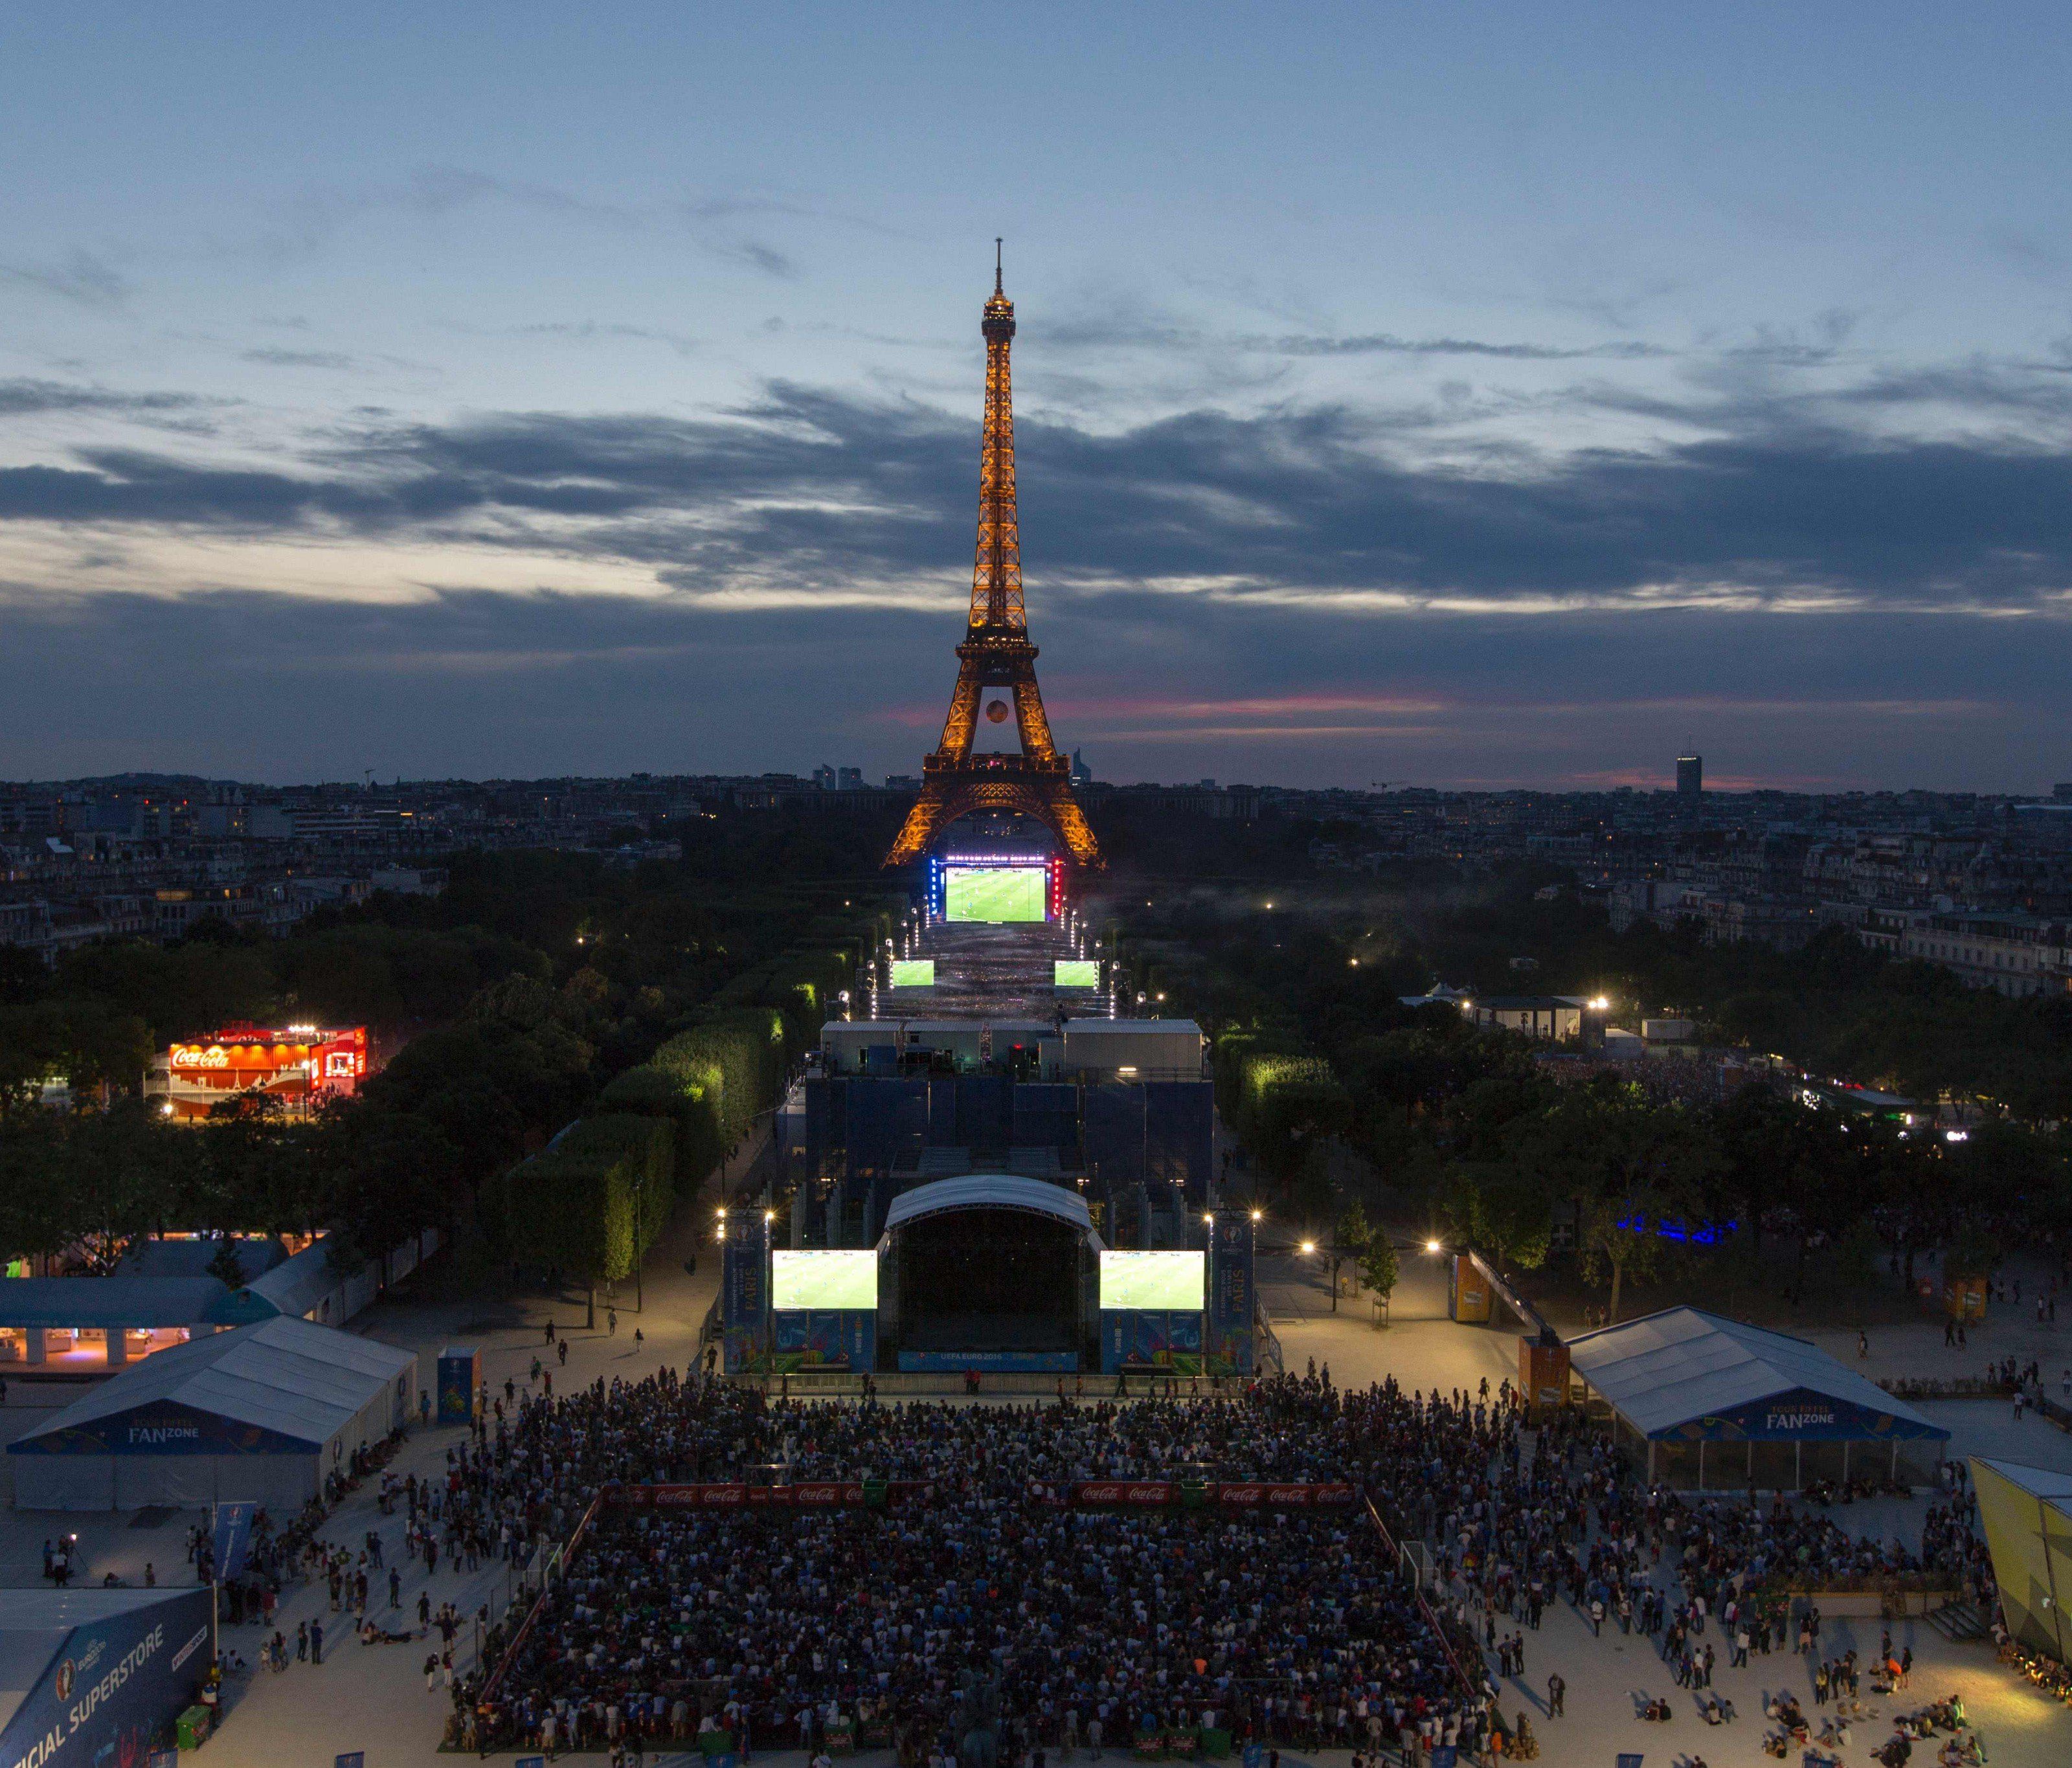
{"left": 770, "top": 1309, "right": 877, "bottom": 1372}
{"left": 1208, "top": 1212, "right": 1256, "bottom": 1376}
{"left": 1100, "top": 1309, "right": 1205, "bottom": 1374}
{"left": 897, "top": 1350, "right": 1077, "bottom": 1372}
{"left": 721, "top": 1214, "right": 771, "bottom": 1375}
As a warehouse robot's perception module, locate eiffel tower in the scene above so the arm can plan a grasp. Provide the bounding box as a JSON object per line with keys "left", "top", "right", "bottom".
{"left": 884, "top": 248, "right": 1100, "bottom": 868}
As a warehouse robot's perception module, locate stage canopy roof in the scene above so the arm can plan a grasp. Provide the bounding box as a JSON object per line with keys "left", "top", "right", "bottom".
{"left": 879, "top": 1172, "right": 1103, "bottom": 1249}
{"left": 1566, "top": 1306, "right": 1949, "bottom": 1443}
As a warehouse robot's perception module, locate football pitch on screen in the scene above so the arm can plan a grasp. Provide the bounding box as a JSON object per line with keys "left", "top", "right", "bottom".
{"left": 1053, "top": 959, "right": 1099, "bottom": 987}
{"left": 944, "top": 866, "right": 1047, "bottom": 922}
{"left": 890, "top": 959, "right": 936, "bottom": 986}
{"left": 771, "top": 1249, "right": 879, "bottom": 1311}
{"left": 1098, "top": 1249, "right": 1206, "bottom": 1310}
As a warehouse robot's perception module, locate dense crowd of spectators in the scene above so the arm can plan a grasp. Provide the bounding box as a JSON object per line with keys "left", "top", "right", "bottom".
{"left": 450, "top": 1363, "right": 1988, "bottom": 1763}
{"left": 459, "top": 1369, "right": 1501, "bottom": 1759}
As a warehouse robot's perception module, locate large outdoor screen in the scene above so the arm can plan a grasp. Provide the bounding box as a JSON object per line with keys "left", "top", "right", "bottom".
{"left": 771, "top": 1249, "right": 879, "bottom": 1312}
{"left": 1053, "top": 960, "right": 1100, "bottom": 987}
{"left": 944, "top": 866, "right": 1047, "bottom": 923}
{"left": 1099, "top": 1249, "right": 1205, "bottom": 1311}
{"left": 890, "top": 960, "right": 936, "bottom": 987}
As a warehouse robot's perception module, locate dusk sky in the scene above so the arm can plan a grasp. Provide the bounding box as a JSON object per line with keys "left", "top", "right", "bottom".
{"left": 5, "top": 5, "right": 2072, "bottom": 791}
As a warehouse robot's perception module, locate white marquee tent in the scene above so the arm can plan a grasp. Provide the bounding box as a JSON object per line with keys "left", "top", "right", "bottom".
{"left": 8, "top": 1315, "right": 417, "bottom": 1511}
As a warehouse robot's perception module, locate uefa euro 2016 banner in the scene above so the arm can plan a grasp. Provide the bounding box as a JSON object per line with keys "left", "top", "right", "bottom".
{"left": 1026, "top": 1481, "right": 1359, "bottom": 1508}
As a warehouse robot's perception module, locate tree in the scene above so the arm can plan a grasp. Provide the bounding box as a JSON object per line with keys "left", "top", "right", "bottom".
{"left": 205, "top": 1234, "right": 248, "bottom": 1290}
{"left": 1943, "top": 1222, "right": 2001, "bottom": 1282}
{"left": 1436, "top": 1159, "right": 1553, "bottom": 1271}
{"left": 1359, "top": 1232, "right": 1401, "bottom": 1325}
{"left": 1578, "top": 1191, "right": 1671, "bottom": 1327}
{"left": 1833, "top": 1219, "right": 1884, "bottom": 1321}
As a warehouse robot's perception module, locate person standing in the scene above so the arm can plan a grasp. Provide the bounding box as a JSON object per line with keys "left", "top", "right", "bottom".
{"left": 310, "top": 1619, "right": 324, "bottom": 1665}
{"left": 1548, "top": 1673, "right": 1564, "bottom": 1718}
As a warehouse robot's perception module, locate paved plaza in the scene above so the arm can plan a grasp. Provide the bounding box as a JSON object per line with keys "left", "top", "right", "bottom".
{"left": 7, "top": 1207, "right": 2072, "bottom": 1764}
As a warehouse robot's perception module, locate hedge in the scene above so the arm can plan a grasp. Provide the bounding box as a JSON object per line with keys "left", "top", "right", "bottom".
{"left": 598, "top": 1062, "right": 722, "bottom": 1191}
{"left": 494, "top": 1112, "right": 675, "bottom": 1288}
{"left": 652, "top": 1007, "right": 785, "bottom": 1145}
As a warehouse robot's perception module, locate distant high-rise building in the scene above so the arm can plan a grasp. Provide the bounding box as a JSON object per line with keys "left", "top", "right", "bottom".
{"left": 812, "top": 765, "right": 836, "bottom": 790}
{"left": 1676, "top": 752, "right": 1703, "bottom": 798}
{"left": 1070, "top": 748, "right": 1093, "bottom": 787}
{"left": 837, "top": 767, "right": 864, "bottom": 790}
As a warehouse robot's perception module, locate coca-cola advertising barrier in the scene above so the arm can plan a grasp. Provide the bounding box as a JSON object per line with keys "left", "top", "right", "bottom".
{"left": 609, "top": 1481, "right": 935, "bottom": 1510}
{"left": 1030, "top": 1481, "right": 1358, "bottom": 1508}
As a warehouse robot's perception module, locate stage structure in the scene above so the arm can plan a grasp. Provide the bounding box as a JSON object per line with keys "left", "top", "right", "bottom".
{"left": 885, "top": 249, "right": 1099, "bottom": 869}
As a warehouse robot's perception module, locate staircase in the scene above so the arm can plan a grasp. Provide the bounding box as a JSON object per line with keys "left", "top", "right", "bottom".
{"left": 1926, "top": 1600, "right": 1988, "bottom": 1642}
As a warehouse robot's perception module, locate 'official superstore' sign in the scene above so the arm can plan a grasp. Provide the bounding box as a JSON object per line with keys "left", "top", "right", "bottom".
{"left": 10, "top": 1624, "right": 166, "bottom": 1768}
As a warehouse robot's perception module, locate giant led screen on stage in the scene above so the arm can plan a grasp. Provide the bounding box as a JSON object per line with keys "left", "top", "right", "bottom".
{"left": 890, "top": 959, "right": 936, "bottom": 987}
{"left": 1099, "top": 1249, "right": 1206, "bottom": 1311}
{"left": 944, "top": 865, "right": 1048, "bottom": 923}
{"left": 771, "top": 1249, "right": 879, "bottom": 1312}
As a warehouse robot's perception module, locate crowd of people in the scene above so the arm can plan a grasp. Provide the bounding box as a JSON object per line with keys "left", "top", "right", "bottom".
{"left": 460, "top": 1368, "right": 1502, "bottom": 1760}
{"left": 445, "top": 1357, "right": 2001, "bottom": 1764}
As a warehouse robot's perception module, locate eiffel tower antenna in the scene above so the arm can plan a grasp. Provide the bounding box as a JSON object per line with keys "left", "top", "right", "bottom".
{"left": 884, "top": 258, "right": 1100, "bottom": 868}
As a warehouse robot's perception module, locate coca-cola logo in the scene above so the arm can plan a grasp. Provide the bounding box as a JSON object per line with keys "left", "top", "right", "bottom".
{"left": 1073, "top": 1481, "right": 1173, "bottom": 1505}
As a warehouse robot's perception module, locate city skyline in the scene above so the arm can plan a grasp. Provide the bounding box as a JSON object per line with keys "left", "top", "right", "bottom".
{"left": 5, "top": 6, "right": 2072, "bottom": 790}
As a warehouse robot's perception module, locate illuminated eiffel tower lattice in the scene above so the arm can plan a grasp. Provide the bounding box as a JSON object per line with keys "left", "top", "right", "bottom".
{"left": 884, "top": 249, "right": 1099, "bottom": 868}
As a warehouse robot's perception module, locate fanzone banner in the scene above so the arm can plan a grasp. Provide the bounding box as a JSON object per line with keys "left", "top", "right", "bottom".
{"left": 609, "top": 1481, "right": 935, "bottom": 1509}
{"left": 1029, "top": 1480, "right": 1357, "bottom": 1508}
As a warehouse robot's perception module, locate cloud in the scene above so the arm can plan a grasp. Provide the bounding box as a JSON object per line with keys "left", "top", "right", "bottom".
{"left": 5, "top": 342, "right": 2072, "bottom": 786}
{"left": 5, "top": 372, "right": 2072, "bottom": 622}
{"left": 0, "top": 379, "right": 215, "bottom": 418}
{"left": 1046, "top": 313, "right": 1669, "bottom": 361}
{"left": 514, "top": 322, "right": 702, "bottom": 357}
{"left": 0, "top": 585, "right": 2064, "bottom": 789}
{"left": 0, "top": 249, "right": 131, "bottom": 308}
{"left": 242, "top": 349, "right": 358, "bottom": 370}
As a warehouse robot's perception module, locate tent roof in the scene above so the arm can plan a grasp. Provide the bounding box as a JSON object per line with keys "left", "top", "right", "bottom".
{"left": 7, "top": 1316, "right": 414, "bottom": 1455}
{"left": 0, "top": 1277, "right": 229, "bottom": 1329}
{"left": 1566, "top": 1306, "right": 1946, "bottom": 1440}
{"left": 242, "top": 1239, "right": 341, "bottom": 1319}
{"left": 880, "top": 1173, "right": 1101, "bottom": 1248}
{"left": 1973, "top": 1457, "right": 2072, "bottom": 1501}
{"left": 119, "top": 1236, "right": 286, "bottom": 1283}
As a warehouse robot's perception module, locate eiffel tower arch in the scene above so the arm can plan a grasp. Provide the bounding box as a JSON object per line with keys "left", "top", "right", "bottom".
{"left": 884, "top": 251, "right": 1100, "bottom": 869}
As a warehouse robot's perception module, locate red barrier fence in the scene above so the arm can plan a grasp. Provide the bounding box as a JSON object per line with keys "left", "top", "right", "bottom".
{"left": 1030, "top": 1480, "right": 1359, "bottom": 1508}
{"left": 607, "top": 1481, "right": 938, "bottom": 1509}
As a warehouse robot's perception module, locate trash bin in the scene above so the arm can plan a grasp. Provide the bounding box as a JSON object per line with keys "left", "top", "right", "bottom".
{"left": 175, "top": 1705, "right": 214, "bottom": 1751}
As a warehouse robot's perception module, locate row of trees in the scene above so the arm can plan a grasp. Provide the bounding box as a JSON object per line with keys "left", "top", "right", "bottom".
{"left": 3, "top": 841, "right": 903, "bottom": 1297}
{"left": 1120, "top": 871, "right": 2072, "bottom": 1320}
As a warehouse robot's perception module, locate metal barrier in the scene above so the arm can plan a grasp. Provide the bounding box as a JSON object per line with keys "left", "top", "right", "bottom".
{"left": 476, "top": 1489, "right": 603, "bottom": 1706}
{"left": 1254, "top": 1304, "right": 1285, "bottom": 1377}
{"left": 728, "top": 1369, "right": 1257, "bottom": 1400}
{"left": 1466, "top": 1249, "right": 1553, "bottom": 1340}
{"left": 1362, "top": 1494, "right": 1492, "bottom": 1755}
